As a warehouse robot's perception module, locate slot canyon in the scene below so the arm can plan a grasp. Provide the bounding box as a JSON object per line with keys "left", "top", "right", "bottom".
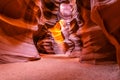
{"left": 0, "top": 0, "right": 120, "bottom": 80}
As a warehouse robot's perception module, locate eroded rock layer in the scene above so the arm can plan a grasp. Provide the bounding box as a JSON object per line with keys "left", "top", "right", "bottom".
{"left": 0, "top": 0, "right": 119, "bottom": 65}
{"left": 91, "top": 0, "right": 120, "bottom": 65}
{"left": 0, "top": 0, "right": 40, "bottom": 63}
{"left": 77, "top": 0, "right": 117, "bottom": 64}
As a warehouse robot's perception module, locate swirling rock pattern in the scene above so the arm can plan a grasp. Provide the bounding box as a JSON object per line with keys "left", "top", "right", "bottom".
{"left": 34, "top": 0, "right": 82, "bottom": 57}
{"left": 0, "top": 0, "right": 119, "bottom": 65}
{"left": 91, "top": 0, "right": 120, "bottom": 65}
{"left": 0, "top": 0, "right": 40, "bottom": 63}
{"left": 76, "top": 0, "right": 117, "bottom": 64}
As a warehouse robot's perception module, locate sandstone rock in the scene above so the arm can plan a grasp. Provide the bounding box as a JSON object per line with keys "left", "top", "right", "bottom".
{"left": 91, "top": 0, "right": 120, "bottom": 65}
{"left": 0, "top": 0, "right": 40, "bottom": 63}
{"left": 77, "top": 0, "right": 116, "bottom": 64}
{"left": 35, "top": 0, "right": 82, "bottom": 57}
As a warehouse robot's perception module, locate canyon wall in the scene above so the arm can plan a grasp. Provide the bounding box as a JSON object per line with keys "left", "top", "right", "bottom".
{"left": 0, "top": 0, "right": 119, "bottom": 65}
{"left": 0, "top": 0, "right": 40, "bottom": 63}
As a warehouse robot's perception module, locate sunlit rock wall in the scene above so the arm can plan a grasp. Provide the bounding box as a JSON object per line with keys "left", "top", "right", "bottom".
{"left": 34, "top": 0, "right": 82, "bottom": 57}
{"left": 33, "top": 0, "right": 60, "bottom": 54}
{"left": 0, "top": 0, "right": 119, "bottom": 65}
{"left": 34, "top": 0, "right": 117, "bottom": 63}
{"left": 0, "top": 0, "right": 40, "bottom": 63}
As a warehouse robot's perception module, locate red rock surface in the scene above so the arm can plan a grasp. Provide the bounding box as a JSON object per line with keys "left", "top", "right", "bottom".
{"left": 0, "top": 0, "right": 119, "bottom": 66}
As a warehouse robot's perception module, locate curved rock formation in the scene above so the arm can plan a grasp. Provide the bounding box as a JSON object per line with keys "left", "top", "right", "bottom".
{"left": 0, "top": 0, "right": 119, "bottom": 66}
{"left": 76, "top": 0, "right": 116, "bottom": 64}
{"left": 33, "top": 0, "right": 60, "bottom": 54}
{"left": 0, "top": 0, "right": 40, "bottom": 63}
{"left": 34, "top": 0, "right": 82, "bottom": 57}
{"left": 91, "top": 0, "right": 120, "bottom": 65}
